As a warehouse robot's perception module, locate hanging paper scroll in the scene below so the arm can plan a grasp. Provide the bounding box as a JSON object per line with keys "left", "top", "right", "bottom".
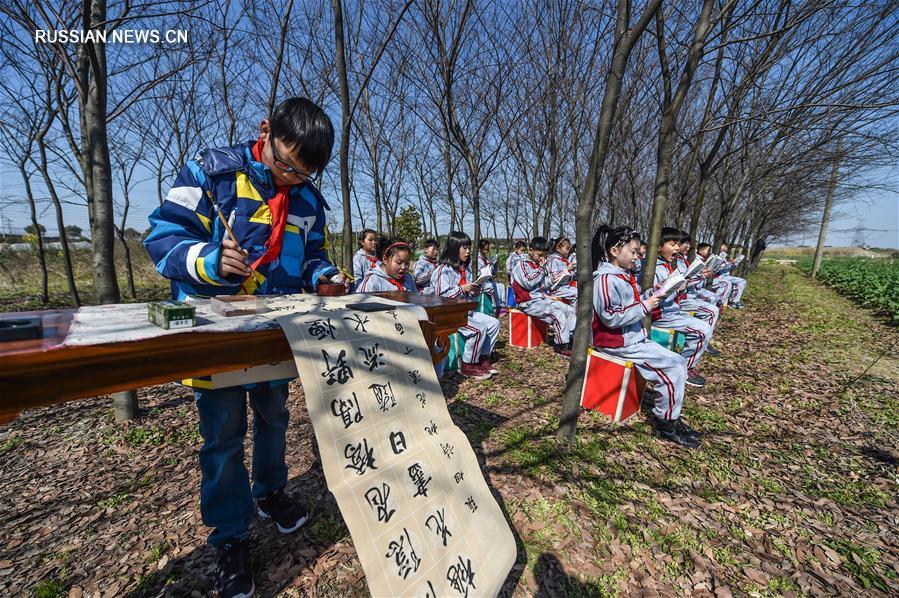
{"left": 262, "top": 295, "right": 516, "bottom": 597}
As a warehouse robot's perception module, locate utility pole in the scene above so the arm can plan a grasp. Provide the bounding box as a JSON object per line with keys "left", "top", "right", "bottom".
{"left": 811, "top": 139, "right": 842, "bottom": 280}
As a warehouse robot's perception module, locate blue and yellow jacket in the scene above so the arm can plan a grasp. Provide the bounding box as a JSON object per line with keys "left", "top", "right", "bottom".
{"left": 144, "top": 140, "right": 337, "bottom": 301}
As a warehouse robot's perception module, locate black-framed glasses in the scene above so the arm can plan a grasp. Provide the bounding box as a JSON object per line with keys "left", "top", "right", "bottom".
{"left": 269, "top": 137, "right": 315, "bottom": 182}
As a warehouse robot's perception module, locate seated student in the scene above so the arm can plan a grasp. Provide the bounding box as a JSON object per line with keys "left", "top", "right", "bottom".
{"left": 433, "top": 231, "right": 500, "bottom": 379}
{"left": 505, "top": 240, "right": 528, "bottom": 275}
{"left": 357, "top": 238, "right": 417, "bottom": 292}
{"left": 634, "top": 241, "right": 648, "bottom": 283}
{"left": 696, "top": 243, "right": 732, "bottom": 306}
{"left": 653, "top": 227, "right": 714, "bottom": 388}
{"left": 510, "top": 236, "right": 577, "bottom": 357}
{"left": 352, "top": 228, "right": 378, "bottom": 289}
{"left": 675, "top": 232, "right": 720, "bottom": 330}
{"left": 681, "top": 239, "right": 721, "bottom": 308}
{"left": 591, "top": 225, "right": 699, "bottom": 448}
{"left": 413, "top": 238, "right": 439, "bottom": 293}
{"left": 717, "top": 243, "right": 747, "bottom": 308}
{"left": 476, "top": 239, "right": 506, "bottom": 310}
{"left": 545, "top": 236, "right": 578, "bottom": 306}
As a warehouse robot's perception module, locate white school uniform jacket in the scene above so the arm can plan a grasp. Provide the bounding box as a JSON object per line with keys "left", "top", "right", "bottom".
{"left": 506, "top": 251, "right": 524, "bottom": 275}
{"left": 433, "top": 263, "right": 477, "bottom": 301}
{"left": 592, "top": 262, "right": 651, "bottom": 348}
{"left": 509, "top": 259, "right": 550, "bottom": 305}
{"left": 352, "top": 248, "right": 379, "bottom": 283}
{"left": 357, "top": 266, "right": 417, "bottom": 293}
{"left": 545, "top": 252, "right": 573, "bottom": 287}
{"left": 654, "top": 258, "right": 683, "bottom": 318}
{"left": 413, "top": 256, "right": 437, "bottom": 293}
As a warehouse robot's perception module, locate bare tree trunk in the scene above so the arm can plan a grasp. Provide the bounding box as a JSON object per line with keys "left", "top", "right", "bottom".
{"left": 18, "top": 161, "right": 49, "bottom": 303}
{"left": 811, "top": 140, "right": 842, "bottom": 279}
{"left": 641, "top": 0, "right": 715, "bottom": 299}
{"left": 267, "top": 0, "right": 294, "bottom": 117}
{"left": 558, "top": 0, "right": 661, "bottom": 446}
{"left": 333, "top": 0, "right": 354, "bottom": 267}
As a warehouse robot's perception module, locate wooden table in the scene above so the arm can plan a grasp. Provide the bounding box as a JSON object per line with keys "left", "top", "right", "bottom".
{"left": 0, "top": 292, "right": 475, "bottom": 424}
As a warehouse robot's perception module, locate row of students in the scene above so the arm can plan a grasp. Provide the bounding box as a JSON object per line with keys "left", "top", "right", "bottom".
{"left": 357, "top": 231, "right": 500, "bottom": 380}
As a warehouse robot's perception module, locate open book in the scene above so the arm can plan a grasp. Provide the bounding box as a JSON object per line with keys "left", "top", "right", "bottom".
{"left": 704, "top": 255, "right": 724, "bottom": 273}
{"left": 549, "top": 272, "right": 572, "bottom": 290}
{"left": 473, "top": 266, "right": 494, "bottom": 286}
{"left": 652, "top": 272, "right": 687, "bottom": 300}
{"left": 734, "top": 254, "right": 745, "bottom": 265}
{"left": 684, "top": 258, "right": 706, "bottom": 280}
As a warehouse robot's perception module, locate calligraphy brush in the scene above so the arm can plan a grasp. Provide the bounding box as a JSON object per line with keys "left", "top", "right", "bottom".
{"left": 206, "top": 190, "right": 252, "bottom": 293}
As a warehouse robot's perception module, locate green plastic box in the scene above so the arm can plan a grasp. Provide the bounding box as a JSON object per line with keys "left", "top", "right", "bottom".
{"left": 650, "top": 326, "right": 685, "bottom": 353}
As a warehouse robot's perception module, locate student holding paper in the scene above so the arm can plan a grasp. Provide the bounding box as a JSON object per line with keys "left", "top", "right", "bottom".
{"left": 675, "top": 232, "right": 720, "bottom": 330}
{"left": 357, "top": 238, "right": 418, "bottom": 292}
{"left": 477, "top": 239, "right": 506, "bottom": 311}
{"left": 717, "top": 243, "right": 748, "bottom": 308}
{"left": 546, "top": 236, "right": 579, "bottom": 306}
{"left": 433, "top": 232, "right": 500, "bottom": 379}
{"left": 591, "top": 225, "right": 699, "bottom": 448}
{"left": 510, "top": 236, "right": 577, "bottom": 357}
{"left": 652, "top": 228, "right": 714, "bottom": 388}
{"left": 696, "top": 243, "right": 733, "bottom": 306}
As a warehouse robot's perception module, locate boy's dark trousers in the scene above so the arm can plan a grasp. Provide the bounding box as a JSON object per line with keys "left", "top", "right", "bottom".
{"left": 194, "top": 383, "right": 290, "bottom": 548}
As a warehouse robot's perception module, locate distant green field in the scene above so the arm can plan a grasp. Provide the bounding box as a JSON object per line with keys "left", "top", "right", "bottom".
{"left": 796, "top": 256, "right": 899, "bottom": 322}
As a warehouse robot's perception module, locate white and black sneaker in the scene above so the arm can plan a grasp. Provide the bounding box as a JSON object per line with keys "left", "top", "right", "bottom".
{"left": 257, "top": 488, "right": 309, "bottom": 533}
{"left": 215, "top": 538, "right": 255, "bottom": 598}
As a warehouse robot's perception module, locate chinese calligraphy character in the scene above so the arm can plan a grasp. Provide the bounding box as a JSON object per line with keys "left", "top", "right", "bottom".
{"left": 385, "top": 528, "right": 421, "bottom": 580}
{"left": 408, "top": 369, "right": 422, "bottom": 385}
{"left": 446, "top": 556, "right": 476, "bottom": 597}
{"left": 394, "top": 321, "right": 405, "bottom": 335}
{"left": 344, "top": 439, "right": 377, "bottom": 475}
{"left": 464, "top": 496, "right": 478, "bottom": 513}
{"left": 407, "top": 463, "right": 432, "bottom": 498}
{"left": 358, "top": 343, "right": 386, "bottom": 371}
{"left": 369, "top": 382, "right": 397, "bottom": 412}
{"left": 321, "top": 349, "right": 353, "bottom": 385}
{"left": 417, "top": 392, "right": 426, "bottom": 408}
{"left": 440, "top": 443, "right": 454, "bottom": 459}
{"left": 454, "top": 471, "right": 464, "bottom": 484}
{"left": 330, "top": 393, "right": 363, "bottom": 429}
{"left": 404, "top": 346, "right": 414, "bottom": 355}
{"left": 389, "top": 430, "right": 407, "bottom": 455}
{"left": 306, "top": 318, "right": 335, "bottom": 340}
{"left": 424, "top": 420, "right": 437, "bottom": 436}
{"left": 421, "top": 580, "right": 437, "bottom": 598}
{"left": 386, "top": 309, "right": 398, "bottom": 319}
{"left": 364, "top": 483, "right": 395, "bottom": 523}
{"left": 343, "top": 313, "right": 370, "bottom": 332}
{"left": 425, "top": 507, "right": 453, "bottom": 547}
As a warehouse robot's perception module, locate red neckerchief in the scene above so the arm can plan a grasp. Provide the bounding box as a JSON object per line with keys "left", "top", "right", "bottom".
{"left": 458, "top": 266, "right": 467, "bottom": 287}
{"left": 385, "top": 272, "right": 406, "bottom": 291}
{"left": 425, "top": 256, "right": 437, "bottom": 264}
{"left": 615, "top": 272, "right": 641, "bottom": 301}
{"left": 250, "top": 139, "right": 291, "bottom": 269}
{"left": 367, "top": 254, "right": 378, "bottom": 267}
{"left": 661, "top": 261, "right": 676, "bottom": 274}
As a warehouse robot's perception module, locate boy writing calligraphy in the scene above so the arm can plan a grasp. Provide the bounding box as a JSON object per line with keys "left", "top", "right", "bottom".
{"left": 144, "top": 97, "right": 341, "bottom": 597}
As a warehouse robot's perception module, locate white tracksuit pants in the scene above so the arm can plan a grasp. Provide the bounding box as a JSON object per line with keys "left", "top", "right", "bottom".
{"left": 459, "top": 311, "right": 499, "bottom": 364}
{"left": 654, "top": 311, "right": 713, "bottom": 371}
{"left": 602, "top": 339, "right": 688, "bottom": 421}
{"left": 518, "top": 298, "right": 576, "bottom": 345}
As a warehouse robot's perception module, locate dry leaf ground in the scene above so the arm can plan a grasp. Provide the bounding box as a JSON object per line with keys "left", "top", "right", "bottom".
{"left": 1, "top": 263, "right": 896, "bottom": 597}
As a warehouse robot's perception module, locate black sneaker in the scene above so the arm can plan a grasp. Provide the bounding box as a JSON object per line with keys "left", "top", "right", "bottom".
{"left": 215, "top": 538, "right": 254, "bottom": 598}
{"left": 686, "top": 369, "right": 706, "bottom": 388}
{"left": 675, "top": 418, "right": 702, "bottom": 441}
{"left": 705, "top": 345, "right": 721, "bottom": 356}
{"left": 654, "top": 418, "right": 700, "bottom": 449}
{"left": 257, "top": 488, "right": 309, "bottom": 533}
